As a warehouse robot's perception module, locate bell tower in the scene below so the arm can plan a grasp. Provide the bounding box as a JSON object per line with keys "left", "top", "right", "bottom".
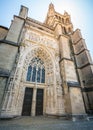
{"left": 45, "top": 3, "right": 86, "bottom": 117}
{"left": 45, "top": 4, "right": 73, "bottom": 34}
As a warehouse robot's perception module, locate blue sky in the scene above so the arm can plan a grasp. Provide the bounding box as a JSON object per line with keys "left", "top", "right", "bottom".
{"left": 0, "top": 0, "right": 93, "bottom": 58}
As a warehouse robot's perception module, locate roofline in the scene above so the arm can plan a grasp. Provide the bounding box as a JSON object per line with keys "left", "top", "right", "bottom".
{"left": 27, "top": 17, "right": 54, "bottom": 30}
{"left": 0, "top": 25, "right": 9, "bottom": 30}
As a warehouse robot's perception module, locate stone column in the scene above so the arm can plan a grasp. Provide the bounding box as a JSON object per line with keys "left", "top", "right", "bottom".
{"left": 31, "top": 88, "right": 37, "bottom": 116}
{"left": 31, "top": 66, "right": 38, "bottom": 116}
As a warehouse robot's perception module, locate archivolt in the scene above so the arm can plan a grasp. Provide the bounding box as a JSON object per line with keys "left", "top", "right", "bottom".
{"left": 21, "top": 45, "right": 55, "bottom": 84}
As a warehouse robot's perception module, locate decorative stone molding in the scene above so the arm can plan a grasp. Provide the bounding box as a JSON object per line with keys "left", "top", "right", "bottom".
{"left": 23, "top": 29, "right": 59, "bottom": 50}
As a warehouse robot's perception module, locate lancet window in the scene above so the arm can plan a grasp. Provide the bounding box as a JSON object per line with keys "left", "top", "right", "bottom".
{"left": 26, "top": 57, "right": 45, "bottom": 83}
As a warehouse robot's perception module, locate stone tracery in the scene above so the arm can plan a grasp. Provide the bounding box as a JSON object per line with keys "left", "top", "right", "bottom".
{"left": 26, "top": 57, "right": 45, "bottom": 83}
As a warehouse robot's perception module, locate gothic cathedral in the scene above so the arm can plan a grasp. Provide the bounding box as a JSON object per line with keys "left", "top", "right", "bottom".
{"left": 0, "top": 3, "right": 93, "bottom": 119}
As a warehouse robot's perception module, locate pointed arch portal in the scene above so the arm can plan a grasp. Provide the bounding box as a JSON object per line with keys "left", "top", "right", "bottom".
{"left": 0, "top": 44, "right": 65, "bottom": 118}
{"left": 21, "top": 46, "right": 55, "bottom": 116}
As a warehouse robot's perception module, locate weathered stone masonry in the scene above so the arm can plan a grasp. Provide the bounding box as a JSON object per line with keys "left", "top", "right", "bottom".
{"left": 0, "top": 4, "right": 93, "bottom": 118}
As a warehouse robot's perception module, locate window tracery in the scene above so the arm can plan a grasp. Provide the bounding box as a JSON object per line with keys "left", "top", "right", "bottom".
{"left": 26, "top": 57, "right": 45, "bottom": 83}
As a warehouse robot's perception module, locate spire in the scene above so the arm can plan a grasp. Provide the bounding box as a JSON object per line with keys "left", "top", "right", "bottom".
{"left": 48, "top": 3, "right": 55, "bottom": 17}
{"left": 49, "top": 3, "right": 54, "bottom": 9}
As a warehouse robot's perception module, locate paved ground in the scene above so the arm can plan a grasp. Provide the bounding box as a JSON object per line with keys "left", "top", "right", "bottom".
{"left": 0, "top": 116, "right": 93, "bottom": 130}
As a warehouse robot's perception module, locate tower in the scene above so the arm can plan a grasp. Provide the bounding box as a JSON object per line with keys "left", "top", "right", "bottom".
{"left": 45, "top": 3, "right": 85, "bottom": 116}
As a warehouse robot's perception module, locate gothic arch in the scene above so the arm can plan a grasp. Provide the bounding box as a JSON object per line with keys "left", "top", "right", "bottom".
{"left": 1, "top": 44, "right": 63, "bottom": 117}
{"left": 13, "top": 45, "right": 58, "bottom": 115}
{"left": 21, "top": 45, "right": 55, "bottom": 85}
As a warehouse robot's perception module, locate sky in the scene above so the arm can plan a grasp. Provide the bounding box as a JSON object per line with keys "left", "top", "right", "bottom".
{"left": 0, "top": 0, "right": 93, "bottom": 58}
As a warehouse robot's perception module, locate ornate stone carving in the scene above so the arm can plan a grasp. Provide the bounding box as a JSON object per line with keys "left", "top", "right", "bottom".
{"left": 1, "top": 24, "right": 66, "bottom": 116}
{"left": 24, "top": 30, "right": 59, "bottom": 50}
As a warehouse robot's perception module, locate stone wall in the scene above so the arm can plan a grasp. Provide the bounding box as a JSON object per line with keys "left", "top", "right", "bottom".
{"left": 0, "top": 26, "right": 8, "bottom": 40}
{"left": 71, "top": 29, "right": 93, "bottom": 113}
{"left": 6, "top": 17, "right": 24, "bottom": 43}
{"left": 59, "top": 36, "right": 71, "bottom": 59}
{"left": 70, "top": 87, "right": 85, "bottom": 114}
{"left": 0, "top": 43, "right": 18, "bottom": 71}
{"left": 0, "top": 77, "right": 7, "bottom": 111}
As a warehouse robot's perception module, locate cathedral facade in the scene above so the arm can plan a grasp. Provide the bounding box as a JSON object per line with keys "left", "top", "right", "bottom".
{"left": 0, "top": 4, "right": 93, "bottom": 118}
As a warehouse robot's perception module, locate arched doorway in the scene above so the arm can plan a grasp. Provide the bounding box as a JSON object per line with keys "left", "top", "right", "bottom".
{"left": 22, "top": 57, "right": 45, "bottom": 116}
{"left": 0, "top": 45, "right": 65, "bottom": 118}
{"left": 20, "top": 46, "right": 55, "bottom": 116}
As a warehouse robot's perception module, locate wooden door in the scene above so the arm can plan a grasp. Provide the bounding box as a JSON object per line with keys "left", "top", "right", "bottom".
{"left": 36, "top": 89, "right": 43, "bottom": 115}
{"left": 22, "top": 88, "right": 33, "bottom": 116}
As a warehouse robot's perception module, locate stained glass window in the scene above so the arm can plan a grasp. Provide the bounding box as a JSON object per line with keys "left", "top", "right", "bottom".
{"left": 37, "top": 67, "right": 41, "bottom": 83}
{"left": 26, "top": 65, "right": 32, "bottom": 81}
{"left": 32, "top": 66, "right": 36, "bottom": 82}
{"left": 41, "top": 68, "right": 45, "bottom": 83}
{"left": 26, "top": 57, "right": 45, "bottom": 83}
